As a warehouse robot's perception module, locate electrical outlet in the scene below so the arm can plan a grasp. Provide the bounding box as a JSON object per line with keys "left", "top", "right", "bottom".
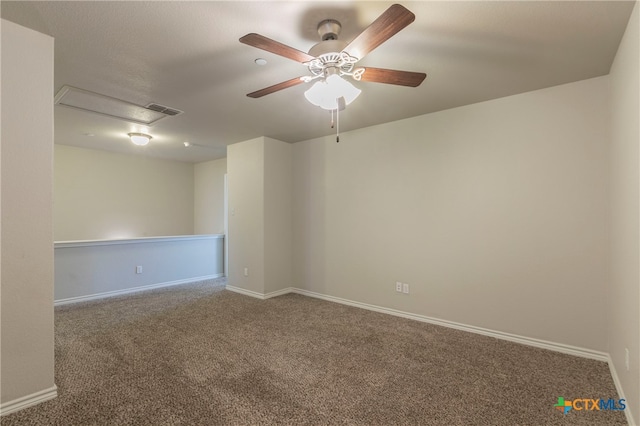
{"left": 625, "top": 348, "right": 630, "bottom": 371}
{"left": 395, "top": 282, "right": 402, "bottom": 292}
{"left": 136, "top": 265, "right": 143, "bottom": 274}
{"left": 243, "top": 267, "right": 249, "bottom": 277}
{"left": 402, "top": 283, "right": 409, "bottom": 294}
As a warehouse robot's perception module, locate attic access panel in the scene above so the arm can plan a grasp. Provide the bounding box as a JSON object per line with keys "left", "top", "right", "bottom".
{"left": 54, "top": 85, "right": 182, "bottom": 126}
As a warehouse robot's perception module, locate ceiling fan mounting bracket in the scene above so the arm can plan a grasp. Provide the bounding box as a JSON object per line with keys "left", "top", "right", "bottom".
{"left": 317, "top": 19, "right": 341, "bottom": 41}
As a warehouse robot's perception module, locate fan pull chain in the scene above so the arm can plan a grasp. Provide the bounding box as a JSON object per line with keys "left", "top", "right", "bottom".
{"left": 328, "top": 107, "right": 340, "bottom": 142}
{"left": 336, "top": 106, "right": 340, "bottom": 143}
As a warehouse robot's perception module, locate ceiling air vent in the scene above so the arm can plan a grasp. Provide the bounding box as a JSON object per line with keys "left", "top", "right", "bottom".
{"left": 53, "top": 85, "right": 182, "bottom": 126}
{"left": 146, "top": 103, "right": 183, "bottom": 116}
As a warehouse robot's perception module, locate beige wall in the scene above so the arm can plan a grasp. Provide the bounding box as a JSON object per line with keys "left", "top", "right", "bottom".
{"left": 293, "top": 76, "right": 610, "bottom": 352}
{"left": 227, "top": 137, "right": 292, "bottom": 295}
{"left": 1, "top": 19, "right": 56, "bottom": 408}
{"left": 609, "top": 2, "right": 639, "bottom": 423}
{"left": 227, "top": 138, "right": 265, "bottom": 293}
{"left": 54, "top": 145, "right": 194, "bottom": 241}
{"left": 264, "top": 138, "right": 293, "bottom": 294}
{"left": 194, "top": 158, "right": 226, "bottom": 234}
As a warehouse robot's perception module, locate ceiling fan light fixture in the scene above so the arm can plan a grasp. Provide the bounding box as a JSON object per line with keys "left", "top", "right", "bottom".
{"left": 304, "top": 74, "right": 361, "bottom": 110}
{"left": 304, "top": 80, "right": 329, "bottom": 109}
{"left": 327, "top": 74, "right": 361, "bottom": 105}
{"left": 128, "top": 132, "right": 152, "bottom": 146}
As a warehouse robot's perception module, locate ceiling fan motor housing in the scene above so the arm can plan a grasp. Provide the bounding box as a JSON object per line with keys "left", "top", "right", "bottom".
{"left": 306, "top": 19, "right": 364, "bottom": 82}
{"left": 308, "top": 39, "right": 348, "bottom": 58}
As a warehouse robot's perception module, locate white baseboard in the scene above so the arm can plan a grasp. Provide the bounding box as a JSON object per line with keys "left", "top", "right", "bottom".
{"left": 54, "top": 274, "right": 224, "bottom": 306}
{"left": 0, "top": 385, "right": 57, "bottom": 416}
{"left": 225, "top": 285, "right": 295, "bottom": 300}
{"left": 289, "top": 288, "right": 609, "bottom": 362}
{"left": 225, "top": 285, "right": 266, "bottom": 299}
{"left": 608, "top": 355, "right": 636, "bottom": 426}
{"left": 264, "top": 287, "right": 295, "bottom": 299}
{"left": 222, "top": 285, "right": 609, "bottom": 362}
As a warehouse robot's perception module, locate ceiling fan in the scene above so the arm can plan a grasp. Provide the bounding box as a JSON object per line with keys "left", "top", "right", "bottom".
{"left": 239, "top": 4, "right": 426, "bottom": 112}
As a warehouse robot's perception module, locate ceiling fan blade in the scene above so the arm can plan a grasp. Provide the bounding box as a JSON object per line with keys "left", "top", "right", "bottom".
{"left": 344, "top": 4, "right": 416, "bottom": 60}
{"left": 246, "top": 77, "right": 306, "bottom": 98}
{"left": 360, "top": 67, "right": 426, "bottom": 87}
{"left": 239, "top": 33, "right": 316, "bottom": 63}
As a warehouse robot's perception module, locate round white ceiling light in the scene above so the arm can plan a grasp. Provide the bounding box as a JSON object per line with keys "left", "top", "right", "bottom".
{"left": 128, "top": 132, "right": 152, "bottom": 146}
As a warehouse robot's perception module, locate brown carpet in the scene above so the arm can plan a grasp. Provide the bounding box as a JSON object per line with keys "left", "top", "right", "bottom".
{"left": 1, "top": 278, "right": 627, "bottom": 425}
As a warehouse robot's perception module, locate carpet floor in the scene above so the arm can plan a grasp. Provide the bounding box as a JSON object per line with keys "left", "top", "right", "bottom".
{"left": 1, "top": 279, "right": 627, "bottom": 425}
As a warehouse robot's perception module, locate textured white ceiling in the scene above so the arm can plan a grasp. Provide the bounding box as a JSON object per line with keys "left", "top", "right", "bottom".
{"left": 1, "top": 1, "right": 635, "bottom": 162}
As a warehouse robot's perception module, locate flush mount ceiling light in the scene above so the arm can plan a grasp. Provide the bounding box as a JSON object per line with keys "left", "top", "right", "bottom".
{"left": 128, "top": 133, "right": 152, "bottom": 146}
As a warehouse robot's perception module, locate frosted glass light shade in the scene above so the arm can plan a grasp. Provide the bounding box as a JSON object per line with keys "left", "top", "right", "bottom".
{"left": 304, "top": 81, "right": 336, "bottom": 110}
{"left": 128, "top": 132, "right": 152, "bottom": 146}
{"left": 326, "top": 74, "right": 361, "bottom": 105}
{"left": 304, "top": 74, "right": 361, "bottom": 110}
